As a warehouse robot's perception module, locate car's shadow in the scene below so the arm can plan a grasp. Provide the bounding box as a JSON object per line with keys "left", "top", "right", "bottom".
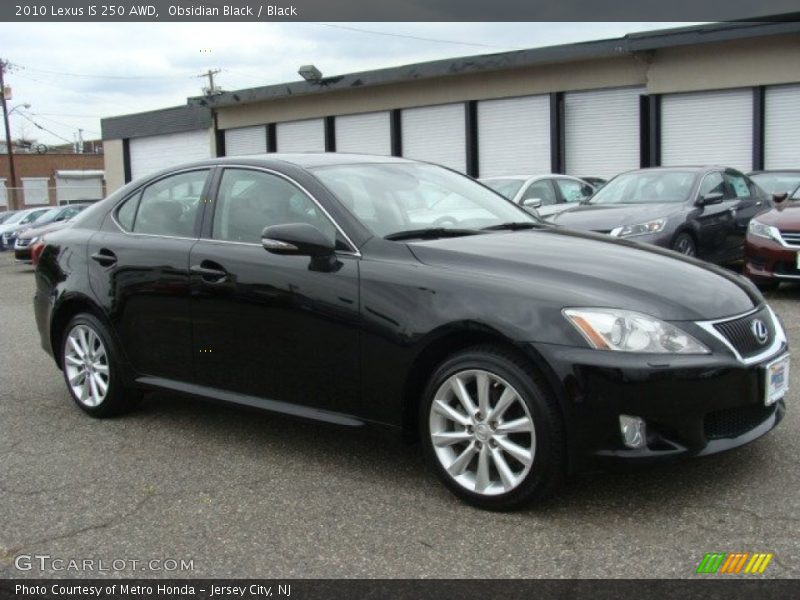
{"left": 130, "top": 390, "right": 781, "bottom": 516}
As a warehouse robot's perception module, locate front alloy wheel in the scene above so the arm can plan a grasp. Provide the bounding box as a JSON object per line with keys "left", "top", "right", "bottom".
{"left": 429, "top": 370, "right": 535, "bottom": 495}
{"left": 422, "top": 345, "right": 564, "bottom": 510}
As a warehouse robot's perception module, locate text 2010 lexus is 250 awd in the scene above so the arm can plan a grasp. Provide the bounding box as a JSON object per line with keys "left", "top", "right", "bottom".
{"left": 34, "top": 154, "right": 790, "bottom": 510}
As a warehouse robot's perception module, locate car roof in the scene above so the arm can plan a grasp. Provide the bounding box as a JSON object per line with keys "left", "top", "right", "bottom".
{"left": 212, "top": 152, "right": 414, "bottom": 169}
{"left": 749, "top": 170, "right": 800, "bottom": 175}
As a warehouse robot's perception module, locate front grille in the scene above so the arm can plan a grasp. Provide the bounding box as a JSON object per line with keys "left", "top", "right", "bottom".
{"left": 712, "top": 308, "right": 774, "bottom": 358}
{"left": 779, "top": 230, "right": 800, "bottom": 246}
{"left": 705, "top": 404, "right": 775, "bottom": 440}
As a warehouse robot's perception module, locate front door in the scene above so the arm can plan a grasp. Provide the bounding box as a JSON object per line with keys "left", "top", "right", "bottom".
{"left": 189, "top": 167, "right": 361, "bottom": 416}
{"left": 693, "top": 171, "right": 737, "bottom": 261}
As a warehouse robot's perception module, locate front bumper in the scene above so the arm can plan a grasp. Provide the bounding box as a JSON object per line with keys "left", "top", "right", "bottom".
{"left": 744, "top": 233, "right": 800, "bottom": 282}
{"left": 533, "top": 339, "right": 788, "bottom": 470}
{"left": 14, "top": 245, "right": 32, "bottom": 262}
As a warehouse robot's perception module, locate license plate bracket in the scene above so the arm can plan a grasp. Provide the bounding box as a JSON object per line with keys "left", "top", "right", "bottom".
{"left": 764, "top": 354, "right": 790, "bottom": 406}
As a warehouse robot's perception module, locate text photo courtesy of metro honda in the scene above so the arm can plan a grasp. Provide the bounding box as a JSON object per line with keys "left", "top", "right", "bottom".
{"left": 30, "top": 152, "right": 792, "bottom": 510}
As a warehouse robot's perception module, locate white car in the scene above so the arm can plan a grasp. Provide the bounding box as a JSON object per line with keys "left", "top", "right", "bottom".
{"left": 0, "top": 208, "right": 52, "bottom": 250}
{"left": 481, "top": 174, "right": 596, "bottom": 218}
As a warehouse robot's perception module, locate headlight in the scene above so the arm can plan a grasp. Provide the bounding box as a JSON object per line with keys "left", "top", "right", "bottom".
{"left": 563, "top": 308, "right": 710, "bottom": 354}
{"left": 28, "top": 236, "right": 39, "bottom": 245}
{"left": 610, "top": 218, "right": 667, "bottom": 238}
{"left": 748, "top": 219, "right": 780, "bottom": 241}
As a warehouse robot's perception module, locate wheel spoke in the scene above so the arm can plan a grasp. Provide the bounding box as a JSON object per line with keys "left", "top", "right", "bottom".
{"left": 432, "top": 430, "right": 471, "bottom": 447}
{"left": 496, "top": 416, "right": 533, "bottom": 435}
{"left": 65, "top": 355, "right": 83, "bottom": 367}
{"left": 475, "top": 445, "right": 491, "bottom": 493}
{"left": 450, "top": 376, "right": 477, "bottom": 416}
{"left": 93, "top": 363, "right": 109, "bottom": 376}
{"left": 93, "top": 373, "right": 108, "bottom": 395}
{"left": 433, "top": 399, "right": 470, "bottom": 427}
{"left": 68, "top": 336, "right": 85, "bottom": 359}
{"left": 88, "top": 374, "right": 100, "bottom": 405}
{"left": 77, "top": 327, "right": 90, "bottom": 356}
{"left": 69, "top": 371, "right": 86, "bottom": 386}
{"left": 496, "top": 436, "right": 533, "bottom": 466}
{"left": 490, "top": 387, "right": 516, "bottom": 420}
{"left": 447, "top": 441, "right": 477, "bottom": 476}
{"left": 476, "top": 372, "right": 490, "bottom": 417}
{"left": 490, "top": 446, "right": 516, "bottom": 490}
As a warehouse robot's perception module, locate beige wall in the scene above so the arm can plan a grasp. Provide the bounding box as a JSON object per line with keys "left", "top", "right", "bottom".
{"left": 103, "top": 139, "right": 125, "bottom": 193}
{"left": 216, "top": 32, "right": 800, "bottom": 130}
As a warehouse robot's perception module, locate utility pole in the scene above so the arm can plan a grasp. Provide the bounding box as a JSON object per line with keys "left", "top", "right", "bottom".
{"left": 0, "top": 59, "right": 18, "bottom": 210}
{"left": 197, "top": 68, "right": 222, "bottom": 96}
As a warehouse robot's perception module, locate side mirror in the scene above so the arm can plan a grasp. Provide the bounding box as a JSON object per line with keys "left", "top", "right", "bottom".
{"left": 522, "top": 197, "right": 542, "bottom": 209}
{"left": 773, "top": 192, "right": 789, "bottom": 203}
{"left": 261, "top": 223, "right": 335, "bottom": 257}
{"left": 697, "top": 192, "right": 724, "bottom": 206}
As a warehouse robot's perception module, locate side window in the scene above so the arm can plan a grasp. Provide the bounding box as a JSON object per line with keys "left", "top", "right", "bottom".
{"left": 116, "top": 193, "right": 140, "bottom": 231}
{"left": 212, "top": 169, "right": 340, "bottom": 246}
{"left": 724, "top": 172, "right": 752, "bottom": 199}
{"left": 133, "top": 170, "right": 208, "bottom": 237}
{"left": 521, "top": 180, "right": 557, "bottom": 206}
{"left": 698, "top": 172, "right": 725, "bottom": 198}
{"left": 555, "top": 178, "right": 592, "bottom": 203}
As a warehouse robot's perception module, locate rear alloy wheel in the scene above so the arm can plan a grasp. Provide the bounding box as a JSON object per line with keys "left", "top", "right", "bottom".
{"left": 422, "top": 346, "right": 563, "bottom": 510}
{"left": 61, "top": 313, "right": 140, "bottom": 417}
{"left": 671, "top": 232, "right": 696, "bottom": 257}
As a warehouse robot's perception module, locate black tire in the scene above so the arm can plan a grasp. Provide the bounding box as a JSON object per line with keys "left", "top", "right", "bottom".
{"left": 60, "top": 313, "right": 140, "bottom": 418}
{"left": 671, "top": 232, "right": 696, "bottom": 257}
{"left": 420, "top": 345, "right": 564, "bottom": 510}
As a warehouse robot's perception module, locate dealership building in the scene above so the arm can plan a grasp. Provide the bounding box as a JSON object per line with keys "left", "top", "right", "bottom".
{"left": 101, "top": 21, "right": 800, "bottom": 192}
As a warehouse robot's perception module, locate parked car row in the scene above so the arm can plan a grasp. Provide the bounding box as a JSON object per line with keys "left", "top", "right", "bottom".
{"left": 482, "top": 166, "right": 800, "bottom": 290}
{"left": 0, "top": 204, "right": 90, "bottom": 261}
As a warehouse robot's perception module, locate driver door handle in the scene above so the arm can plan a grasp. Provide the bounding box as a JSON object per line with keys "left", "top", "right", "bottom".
{"left": 190, "top": 262, "right": 229, "bottom": 284}
{"left": 90, "top": 249, "right": 117, "bottom": 267}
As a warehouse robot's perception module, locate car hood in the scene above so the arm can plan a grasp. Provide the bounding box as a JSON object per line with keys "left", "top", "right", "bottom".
{"left": 754, "top": 202, "right": 800, "bottom": 229}
{"left": 550, "top": 202, "right": 683, "bottom": 231}
{"left": 18, "top": 220, "right": 69, "bottom": 240}
{"left": 407, "top": 228, "right": 758, "bottom": 321}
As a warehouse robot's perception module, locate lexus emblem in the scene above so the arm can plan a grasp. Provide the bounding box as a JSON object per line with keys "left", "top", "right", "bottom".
{"left": 751, "top": 319, "right": 769, "bottom": 345}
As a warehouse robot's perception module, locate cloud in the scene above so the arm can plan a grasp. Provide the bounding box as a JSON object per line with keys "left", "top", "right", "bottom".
{"left": 0, "top": 21, "right": 695, "bottom": 145}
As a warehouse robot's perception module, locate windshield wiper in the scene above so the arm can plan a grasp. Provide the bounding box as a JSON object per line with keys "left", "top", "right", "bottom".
{"left": 481, "top": 222, "right": 542, "bottom": 231}
{"left": 384, "top": 227, "right": 483, "bottom": 241}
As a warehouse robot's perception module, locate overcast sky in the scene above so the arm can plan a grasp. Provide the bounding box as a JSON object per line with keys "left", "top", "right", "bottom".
{"left": 0, "top": 22, "right": 699, "bottom": 146}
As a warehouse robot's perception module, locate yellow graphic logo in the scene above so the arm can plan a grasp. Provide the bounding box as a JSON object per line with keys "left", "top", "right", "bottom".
{"left": 696, "top": 552, "right": 773, "bottom": 574}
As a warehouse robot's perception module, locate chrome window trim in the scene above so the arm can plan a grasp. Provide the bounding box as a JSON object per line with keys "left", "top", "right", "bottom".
{"left": 695, "top": 305, "right": 787, "bottom": 365}
{"left": 208, "top": 164, "right": 362, "bottom": 257}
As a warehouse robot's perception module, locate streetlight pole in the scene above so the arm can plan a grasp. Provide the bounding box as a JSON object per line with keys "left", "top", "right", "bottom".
{"left": 0, "top": 59, "right": 19, "bottom": 211}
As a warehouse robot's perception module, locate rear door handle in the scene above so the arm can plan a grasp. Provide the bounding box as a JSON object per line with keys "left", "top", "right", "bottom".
{"left": 90, "top": 249, "right": 117, "bottom": 267}
{"left": 190, "top": 263, "right": 229, "bottom": 284}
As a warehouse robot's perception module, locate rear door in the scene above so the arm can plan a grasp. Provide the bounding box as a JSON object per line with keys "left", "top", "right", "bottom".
{"left": 724, "top": 170, "right": 767, "bottom": 257}
{"left": 519, "top": 179, "right": 559, "bottom": 217}
{"left": 87, "top": 168, "right": 211, "bottom": 381}
{"left": 189, "top": 166, "right": 361, "bottom": 415}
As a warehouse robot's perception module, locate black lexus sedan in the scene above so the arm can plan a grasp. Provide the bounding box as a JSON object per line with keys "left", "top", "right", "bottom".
{"left": 550, "top": 167, "right": 769, "bottom": 263}
{"left": 34, "top": 154, "right": 789, "bottom": 510}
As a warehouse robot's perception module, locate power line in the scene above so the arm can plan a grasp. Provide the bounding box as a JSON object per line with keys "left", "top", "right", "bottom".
{"left": 314, "top": 23, "right": 518, "bottom": 50}
{"left": 10, "top": 62, "right": 193, "bottom": 80}
{"left": 26, "top": 112, "right": 101, "bottom": 136}
{"left": 14, "top": 111, "right": 74, "bottom": 144}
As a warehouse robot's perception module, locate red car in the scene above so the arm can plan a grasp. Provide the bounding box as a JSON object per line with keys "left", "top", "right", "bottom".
{"left": 744, "top": 188, "right": 800, "bottom": 289}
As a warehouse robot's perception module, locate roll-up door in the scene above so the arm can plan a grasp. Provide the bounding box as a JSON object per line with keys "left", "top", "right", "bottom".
{"left": 224, "top": 125, "right": 267, "bottom": 156}
{"left": 0, "top": 178, "right": 7, "bottom": 208}
{"left": 335, "top": 112, "right": 391, "bottom": 155}
{"left": 478, "top": 95, "right": 550, "bottom": 177}
{"left": 401, "top": 104, "right": 466, "bottom": 172}
{"left": 661, "top": 89, "right": 752, "bottom": 173}
{"left": 22, "top": 178, "right": 49, "bottom": 205}
{"left": 276, "top": 118, "right": 325, "bottom": 152}
{"left": 564, "top": 87, "right": 644, "bottom": 179}
{"left": 765, "top": 84, "right": 800, "bottom": 170}
{"left": 55, "top": 171, "right": 104, "bottom": 202}
{"left": 129, "top": 129, "right": 211, "bottom": 180}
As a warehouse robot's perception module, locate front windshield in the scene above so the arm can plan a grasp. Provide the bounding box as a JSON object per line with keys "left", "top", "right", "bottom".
{"left": 482, "top": 178, "right": 525, "bottom": 199}
{"left": 312, "top": 163, "right": 537, "bottom": 238}
{"left": 589, "top": 171, "right": 697, "bottom": 205}
{"left": 3, "top": 211, "right": 26, "bottom": 225}
{"left": 35, "top": 208, "right": 62, "bottom": 223}
{"left": 751, "top": 172, "right": 800, "bottom": 196}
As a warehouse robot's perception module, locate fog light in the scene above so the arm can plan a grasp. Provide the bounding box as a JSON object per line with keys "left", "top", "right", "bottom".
{"left": 619, "top": 415, "right": 646, "bottom": 449}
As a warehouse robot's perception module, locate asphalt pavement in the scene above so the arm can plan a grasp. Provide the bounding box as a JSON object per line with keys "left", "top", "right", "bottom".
{"left": 0, "top": 252, "right": 798, "bottom": 579}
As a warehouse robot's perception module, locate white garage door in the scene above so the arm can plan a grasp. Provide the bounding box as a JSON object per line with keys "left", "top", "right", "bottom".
{"left": 335, "top": 112, "right": 391, "bottom": 155}
{"left": 225, "top": 125, "right": 267, "bottom": 156}
{"left": 478, "top": 95, "right": 550, "bottom": 177}
{"left": 564, "top": 87, "right": 644, "bottom": 179}
{"left": 0, "top": 178, "right": 6, "bottom": 207}
{"left": 130, "top": 129, "right": 211, "bottom": 180}
{"left": 402, "top": 104, "right": 466, "bottom": 172}
{"left": 55, "top": 171, "right": 104, "bottom": 202}
{"left": 765, "top": 84, "right": 800, "bottom": 170}
{"left": 22, "top": 178, "right": 49, "bottom": 205}
{"left": 276, "top": 119, "right": 325, "bottom": 152}
{"left": 661, "top": 89, "right": 752, "bottom": 173}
